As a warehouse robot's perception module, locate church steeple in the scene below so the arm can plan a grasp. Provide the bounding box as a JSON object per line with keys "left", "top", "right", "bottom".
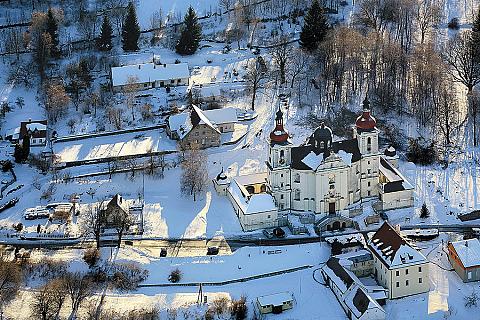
{"left": 270, "top": 106, "right": 289, "bottom": 144}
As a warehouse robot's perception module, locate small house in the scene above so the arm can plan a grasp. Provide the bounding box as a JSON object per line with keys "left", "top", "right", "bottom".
{"left": 448, "top": 239, "right": 480, "bottom": 282}
{"left": 14, "top": 120, "right": 48, "bottom": 146}
{"left": 166, "top": 106, "right": 238, "bottom": 149}
{"left": 110, "top": 62, "right": 189, "bottom": 92}
{"left": 377, "top": 157, "right": 414, "bottom": 211}
{"left": 256, "top": 292, "right": 294, "bottom": 315}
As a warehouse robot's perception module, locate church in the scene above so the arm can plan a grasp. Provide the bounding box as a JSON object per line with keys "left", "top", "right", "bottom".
{"left": 218, "top": 98, "right": 414, "bottom": 231}
{"left": 267, "top": 97, "right": 413, "bottom": 215}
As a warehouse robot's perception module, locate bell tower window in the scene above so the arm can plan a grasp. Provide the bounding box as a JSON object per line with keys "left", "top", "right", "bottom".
{"left": 367, "top": 137, "right": 372, "bottom": 152}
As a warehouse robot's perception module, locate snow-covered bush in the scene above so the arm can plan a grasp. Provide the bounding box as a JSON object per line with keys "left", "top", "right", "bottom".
{"left": 110, "top": 262, "right": 149, "bottom": 291}
{"left": 406, "top": 137, "right": 436, "bottom": 165}
{"left": 465, "top": 291, "right": 478, "bottom": 308}
{"left": 231, "top": 296, "right": 248, "bottom": 320}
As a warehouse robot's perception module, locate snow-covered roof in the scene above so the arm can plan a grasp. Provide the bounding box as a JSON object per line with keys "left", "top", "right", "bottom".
{"left": 368, "top": 222, "right": 427, "bottom": 269}
{"left": 26, "top": 123, "right": 46, "bottom": 132}
{"left": 168, "top": 112, "right": 192, "bottom": 139}
{"left": 257, "top": 292, "right": 293, "bottom": 307}
{"left": 194, "top": 85, "right": 222, "bottom": 98}
{"left": 301, "top": 151, "right": 323, "bottom": 170}
{"left": 111, "top": 63, "right": 189, "bottom": 87}
{"left": 344, "top": 286, "right": 384, "bottom": 318}
{"left": 227, "top": 179, "right": 276, "bottom": 215}
{"left": 450, "top": 238, "right": 480, "bottom": 268}
{"left": 337, "top": 150, "right": 353, "bottom": 166}
{"left": 202, "top": 108, "right": 237, "bottom": 125}
{"left": 379, "top": 157, "right": 414, "bottom": 192}
{"left": 234, "top": 172, "right": 267, "bottom": 186}
{"left": 325, "top": 233, "right": 365, "bottom": 245}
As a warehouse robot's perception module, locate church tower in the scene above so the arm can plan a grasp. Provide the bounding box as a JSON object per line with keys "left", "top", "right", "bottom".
{"left": 353, "top": 96, "right": 380, "bottom": 198}
{"left": 266, "top": 107, "right": 292, "bottom": 210}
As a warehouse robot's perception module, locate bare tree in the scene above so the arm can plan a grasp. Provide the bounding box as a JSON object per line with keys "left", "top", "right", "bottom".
{"left": 180, "top": 144, "right": 208, "bottom": 201}
{"left": 83, "top": 201, "right": 105, "bottom": 249}
{"left": 124, "top": 76, "right": 139, "bottom": 121}
{"left": 30, "top": 278, "right": 67, "bottom": 320}
{"left": 416, "top": 0, "right": 443, "bottom": 44}
{"left": 436, "top": 84, "right": 462, "bottom": 147}
{"left": 442, "top": 31, "right": 480, "bottom": 93}
{"left": 245, "top": 56, "right": 269, "bottom": 110}
{"left": 62, "top": 272, "right": 93, "bottom": 320}
{"left": 0, "top": 257, "right": 22, "bottom": 320}
{"left": 271, "top": 36, "right": 291, "bottom": 86}
{"left": 111, "top": 206, "right": 134, "bottom": 248}
{"left": 44, "top": 82, "right": 71, "bottom": 123}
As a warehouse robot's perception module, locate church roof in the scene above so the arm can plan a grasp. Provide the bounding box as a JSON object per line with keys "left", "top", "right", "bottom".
{"left": 290, "top": 138, "right": 361, "bottom": 170}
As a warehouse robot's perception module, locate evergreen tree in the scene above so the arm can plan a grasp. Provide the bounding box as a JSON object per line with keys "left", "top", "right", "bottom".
{"left": 176, "top": 6, "right": 202, "bottom": 55}
{"left": 46, "top": 8, "right": 60, "bottom": 58}
{"left": 420, "top": 202, "right": 430, "bottom": 218}
{"left": 13, "top": 144, "right": 23, "bottom": 163}
{"left": 22, "top": 133, "right": 30, "bottom": 160}
{"left": 299, "top": 0, "right": 329, "bottom": 52}
{"left": 97, "top": 15, "right": 113, "bottom": 51}
{"left": 121, "top": 2, "right": 140, "bottom": 51}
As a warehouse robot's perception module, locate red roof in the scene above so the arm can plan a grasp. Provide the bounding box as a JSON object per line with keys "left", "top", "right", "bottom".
{"left": 355, "top": 110, "right": 376, "bottom": 130}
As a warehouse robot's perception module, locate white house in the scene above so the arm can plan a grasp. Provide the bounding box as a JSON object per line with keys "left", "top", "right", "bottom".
{"left": 266, "top": 97, "right": 413, "bottom": 224}
{"left": 227, "top": 178, "right": 278, "bottom": 231}
{"left": 110, "top": 62, "right": 189, "bottom": 92}
{"left": 367, "top": 222, "right": 429, "bottom": 299}
{"left": 256, "top": 292, "right": 294, "bottom": 315}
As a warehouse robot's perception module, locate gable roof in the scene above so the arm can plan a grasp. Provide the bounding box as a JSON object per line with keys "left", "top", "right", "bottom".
{"left": 106, "top": 194, "right": 129, "bottom": 214}
{"left": 111, "top": 62, "right": 189, "bottom": 87}
{"left": 368, "top": 222, "right": 427, "bottom": 269}
{"left": 227, "top": 179, "right": 276, "bottom": 215}
{"left": 344, "top": 286, "right": 384, "bottom": 318}
{"left": 450, "top": 238, "right": 480, "bottom": 268}
{"left": 202, "top": 108, "right": 237, "bottom": 125}
{"left": 168, "top": 106, "right": 226, "bottom": 139}
{"left": 324, "top": 257, "right": 354, "bottom": 292}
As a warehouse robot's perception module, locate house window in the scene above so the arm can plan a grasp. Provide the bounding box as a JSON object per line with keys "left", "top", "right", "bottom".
{"left": 267, "top": 215, "right": 271, "bottom": 219}
{"left": 419, "top": 278, "right": 422, "bottom": 284}
{"left": 281, "top": 174, "right": 283, "bottom": 178}
{"left": 406, "top": 280, "right": 409, "bottom": 286}
{"left": 294, "top": 189, "right": 300, "bottom": 201}
{"left": 405, "top": 269, "right": 409, "bottom": 275}
{"left": 294, "top": 173, "right": 300, "bottom": 183}
{"left": 170, "top": 79, "right": 175, "bottom": 84}
{"left": 368, "top": 182, "right": 371, "bottom": 187}
{"left": 418, "top": 266, "right": 422, "bottom": 272}
{"left": 396, "top": 271, "right": 399, "bottom": 276}
{"left": 396, "top": 282, "right": 399, "bottom": 288}
{"left": 280, "top": 195, "right": 284, "bottom": 199}
{"left": 367, "top": 169, "right": 371, "bottom": 174}
{"left": 468, "top": 272, "right": 472, "bottom": 280}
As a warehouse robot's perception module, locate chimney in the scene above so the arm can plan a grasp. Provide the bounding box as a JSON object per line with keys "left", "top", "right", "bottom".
{"left": 395, "top": 224, "right": 401, "bottom": 234}
{"left": 466, "top": 241, "right": 469, "bottom": 247}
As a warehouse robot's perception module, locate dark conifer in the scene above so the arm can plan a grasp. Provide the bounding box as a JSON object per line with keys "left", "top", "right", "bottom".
{"left": 121, "top": 2, "right": 140, "bottom": 51}
{"left": 97, "top": 15, "right": 113, "bottom": 51}
{"left": 299, "top": 0, "right": 329, "bottom": 52}
{"left": 46, "top": 8, "right": 60, "bottom": 57}
{"left": 175, "top": 6, "right": 202, "bottom": 55}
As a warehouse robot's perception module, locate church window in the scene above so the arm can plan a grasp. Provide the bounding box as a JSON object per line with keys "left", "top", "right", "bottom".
{"left": 280, "top": 194, "right": 284, "bottom": 199}
{"left": 320, "top": 141, "right": 325, "bottom": 149}
{"left": 294, "top": 173, "right": 300, "bottom": 183}
{"left": 294, "top": 189, "right": 300, "bottom": 201}
{"left": 367, "top": 137, "right": 372, "bottom": 152}
{"left": 280, "top": 150, "right": 285, "bottom": 158}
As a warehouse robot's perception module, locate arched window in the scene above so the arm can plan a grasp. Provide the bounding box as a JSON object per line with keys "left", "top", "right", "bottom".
{"left": 294, "top": 189, "right": 301, "bottom": 201}
{"left": 280, "top": 150, "right": 285, "bottom": 158}
{"left": 320, "top": 141, "right": 325, "bottom": 149}
{"left": 367, "top": 137, "right": 372, "bottom": 152}
{"left": 246, "top": 186, "right": 255, "bottom": 194}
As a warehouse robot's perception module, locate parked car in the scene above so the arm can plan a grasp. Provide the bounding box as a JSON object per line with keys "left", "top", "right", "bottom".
{"left": 160, "top": 248, "right": 167, "bottom": 257}
{"left": 263, "top": 229, "right": 274, "bottom": 239}
{"left": 207, "top": 247, "right": 219, "bottom": 255}
{"left": 273, "top": 227, "right": 286, "bottom": 238}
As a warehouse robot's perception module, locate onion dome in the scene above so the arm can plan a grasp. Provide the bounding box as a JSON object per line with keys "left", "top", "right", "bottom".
{"left": 384, "top": 145, "right": 397, "bottom": 157}
{"left": 313, "top": 122, "right": 333, "bottom": 141}
{"left": 270, "top": 106, "right": 289, "bottom": 144}
{"left": 355, "top": 97, "right": 377, "bottom": 131}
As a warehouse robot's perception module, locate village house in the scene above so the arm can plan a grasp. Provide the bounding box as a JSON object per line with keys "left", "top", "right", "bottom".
{"left": 447, "top": 238, "right": 480, "bottom": 282}
{"left": 167, "top": 105, "right": 238, "bottom": 149}
{"left": 255, "top": 292, "right": 294, "bottom": 315}
{"left": 367, "top": 222, "right": 429, "bottom": 299}
{"left": 110, "top": 62, "right": 189, "bottom": 92}
{"left": 6, "top": 119, "right": 48, "bottom": 146}
{"left": 192, "top": 84, "right": 225, "bottom": 105}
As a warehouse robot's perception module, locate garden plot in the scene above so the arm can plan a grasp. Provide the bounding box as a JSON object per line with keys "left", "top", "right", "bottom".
{"left": 53, "top": 129, "right": 177, "bottom": 163}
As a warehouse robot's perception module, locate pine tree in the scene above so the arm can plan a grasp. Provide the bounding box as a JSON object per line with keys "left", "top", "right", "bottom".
{"left": 420, "top": 202, "right": 430, "bottom": 218}
{"left": 97, "top": 15, "right": 113, "bottom": 51}
{"left": 121, "top": 2, "right": 140, "bottom": 51}
{"left": 299, "top": 0, "right": 329, "bottom": 52}
{"left": 22, "top": 133, "right": 30, "bottom": 160}
{"left": 46, "top": 8, "right": 60, "bottom": 58}
{"left": 176, "top": 6, "right": 202, "bottom": 55}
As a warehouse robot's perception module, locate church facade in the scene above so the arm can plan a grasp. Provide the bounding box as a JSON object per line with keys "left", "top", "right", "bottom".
{"left": 266, "top": 98, "right": 413, "bottom": 216}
